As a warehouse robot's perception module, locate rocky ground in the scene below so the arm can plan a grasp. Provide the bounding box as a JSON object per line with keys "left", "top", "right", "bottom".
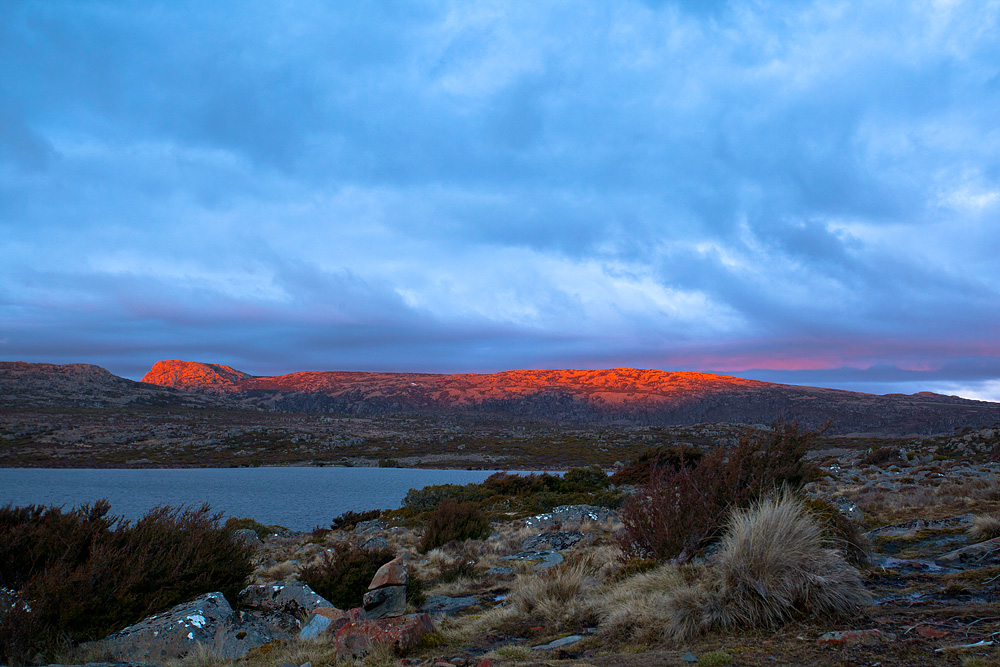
{"left": 18, "top": 427, "right": 999, "bottom": 667}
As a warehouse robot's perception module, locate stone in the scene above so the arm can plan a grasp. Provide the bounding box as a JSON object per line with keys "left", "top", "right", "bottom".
{"left": 334, "top": 613, "right": 434, "bottom": 659}
{"left": 913, "top": 625, "right": 949, "bottom": 639}
{"left": 500, "top": 549, "right": 564, "bottom": 569}
{"left": 935, "top": 536, "right": 1000, "bottom": 567}
{"left": 355, "top": 519, "right": 386, "bottom": 533}
{"left": 238, "top": 581, "right": 333, "bottom": 615}
{"left": 363, "top": 585, "right": 407, "bottom": 619}
{"left": 681, "top": 652, "right": 698, "bottom": 662}
{"left": 299, "top": 607, "right": 352, "bottom": 640}
{"left": 92, "top": 592, "right": 288, "bottom": 661}
{"left": 231, "top": 528, "right": 264, "bottom": 549}
{"left": 522, "top": 531, "right": 584, "bottom": 551}
{"left": 532, "top": 634, "right": 584, "bottom": 650}
{"left": 829, "top": 496, "right": 864, "bottom": 523}
{"left": 361, "top": 535, "right": 389, "bottom": 551}
{"left": 421, "top": 595, "right": 480, "bottom": 616}
{"left": 369, "top": 557, "right": 408, "bottom": 588}
{"left": 818, "top": 629, "right": 895, "bottom": 646}
{"left": 522, "top": 505, "right": 617, "bottom": 529}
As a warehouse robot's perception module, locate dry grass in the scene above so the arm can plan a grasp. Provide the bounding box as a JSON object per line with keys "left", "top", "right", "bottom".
{"left": 971, "top": 515, "right": 1000, "bottom": 541}
{"left": 596, "top": 494, "right": 869, "bottom": 645}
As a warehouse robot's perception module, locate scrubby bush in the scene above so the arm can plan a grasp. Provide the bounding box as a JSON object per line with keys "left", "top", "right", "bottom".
{"left": 0, "top": 501, "right": 253, "bottom": 664}
{"left": 419, "top": 500, "right": 491, "bottom": 552}
{"left": 299, "top": 542, "right": 396, "bottom": 609}
{"left": 618, "top": 422, "right": 820, "bottom": 562}
{"left": 861, "top": 446, "right": 902, "bottom": 466}
{"left": 610, "top": 444, "right": 704, "bottom": 486}
{"left": 800, "top": 497, "right": 869, "bottom": 566}
{"left": 397, "top": 467, "right": 620, "bottom": 525}
{"left": 970, "top": 515, "right": 1000, "bottom": 541}
{"left": 224, "top": 516, "right": 288, "bottom": 539}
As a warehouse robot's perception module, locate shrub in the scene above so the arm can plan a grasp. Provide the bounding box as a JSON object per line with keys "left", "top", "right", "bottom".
{"left": 861, "top": 446, "right": 902, "bottom": 466}
{"left": 617, "top": 422, "right": 820, "bottom": 562}
{"left": 970, "top": 515, "right": 1000, "bottom": 541}
{"left": 0, "top": 501, "right": 253, "bottom": 664}
{"left": 419, "top": 500, "right": 491, "bottom": 553}
{"left": 610, "top": 444, "right": 704, "bottom": 486}
{"left": 224, "top": 516, "right": 288, "bottom": 539}
{"left": 800, "top": 497, "right": 869, "bottom": 566}
{"left": 330, "top": 508, "right": 383, "bottom": 531}
{"left": 299, "top": 542, "right": 396, "bottom": 609}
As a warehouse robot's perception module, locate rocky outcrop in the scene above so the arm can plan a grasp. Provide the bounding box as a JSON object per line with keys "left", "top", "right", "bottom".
{"left": 238, "top": 581, "right": 333, "bottom": 615}
{"left": 363, "top": 558, "right": 408, "bottom": 619}
{"left": 92, "top": 592, "right": 291, "bottom": 661}
{"left": 136, "top": 360, "right": 1000, "bottom": 434}
{"left": 334, "top": 613, "right": 434, "bottom": 660}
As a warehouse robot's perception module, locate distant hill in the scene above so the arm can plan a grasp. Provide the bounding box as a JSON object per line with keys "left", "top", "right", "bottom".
{"left": 0, "top": 361, "right": 233, "bottom": 409}
{"left": 140, "top": 359, "right": 1000, "bottom": 434}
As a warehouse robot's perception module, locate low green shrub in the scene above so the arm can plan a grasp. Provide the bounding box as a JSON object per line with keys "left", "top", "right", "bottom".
{"left": 0, "top": 501, "right": 253, "bottom": 664}
{"left": 419, "top": 500, "right": 491, "bottom": 553}
{"left": 299, "top": 542, "right": 395, "bottom": 609}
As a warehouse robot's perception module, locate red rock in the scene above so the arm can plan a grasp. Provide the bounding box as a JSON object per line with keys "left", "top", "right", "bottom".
{"left": 818, "top": 629, "right": 894, "bottom": 646}
{"left": 914, "top": 626, "right": 948, "bottom": 639}
{"left": 334, "top": 613, "right": 434, "bottom": 659}
{"left": 369, "top": 558, "right": 409, "bottom": 589}
{"left": 475, "top": 661, "right": 494, "bottom": 667}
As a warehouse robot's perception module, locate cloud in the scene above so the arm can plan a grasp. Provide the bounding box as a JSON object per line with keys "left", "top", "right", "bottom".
{"left": 1, "top": 0, "right": 999, "bottom": 399}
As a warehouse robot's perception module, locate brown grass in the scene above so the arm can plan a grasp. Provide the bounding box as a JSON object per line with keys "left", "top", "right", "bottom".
{"left": 971, "top": 515, "right": 1000, "bottom": 541}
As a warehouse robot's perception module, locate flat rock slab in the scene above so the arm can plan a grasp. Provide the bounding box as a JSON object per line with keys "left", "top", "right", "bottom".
{"left": 334, "top": 613, "right": 434, "bottom": 660}
{"left": 363, "top": 585, "right": 406, "bottom": 619}
{"left": 865, "top": 514, "right": 974, "bottom": 540}
{"left": 94, "top": 592, "right": 290, "bottom": 661}
{"left": 872, "top": 556, "right": 946, "bottom": 573}
{"left": 533, "top": 634, "right": 584, "bottom": 650}
{"left": 299, "top": 607, "right": 366, "bottom": 640}
{"left": 421, "top": 595, "right": 480, "bottom": 616}
{"left": 522, "top": 505, "right": 617, "bottom": 529}
{"left": 522, "top": 531, "right": 584, "bottom": 551}
{"left": 500, "top": 550, "right": 564, "bottom": 569}
{"left": 935, "top": 536, "right": 1000, "bottom": 567}
{"left": 239, "top": 581, "right": 332, "bottom": 614}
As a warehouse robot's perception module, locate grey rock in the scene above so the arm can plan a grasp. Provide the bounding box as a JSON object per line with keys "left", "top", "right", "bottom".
{"left": 500, "top": 550, "right": 564, "bottom": 569}
{"left": 354, "top": 519, "right": 385, "bottom": 533}
{"left": 361, "top": 535, "right": 389, "bottom": 551}
{"left": 522, "top": 505, "right": 617, "bottom": 529}
{"left": 92, "top": 593, "right": 287, "bottom": 661}
{"left": 421, "top": 595, "right": 480, "bottom": 616}
{"left": 239, "top": 581, "right": 333, "bottom": 615}
{"left": 522, "top": 531, "right": 584, "bottom": 551}
{"left": 682, "top": 652, "right": 698, "bottom": 662}
{"left": 829, "top": 497, "right": 864, "bottom": 523}
{"left": 231, "top": 528, "right": 264, "bottom": 549}
{"left": 935, "top": 536, "right": 1000, "bottom": 567}
{"left": 362, "top": 585, "right": 406, "bottom": 619}
{"left": 533, "top": 634, "right": 584, "bottom": 650}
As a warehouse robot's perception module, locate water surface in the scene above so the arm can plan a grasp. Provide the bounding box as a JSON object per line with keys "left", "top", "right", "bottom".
{"left": 0, "top": 467, "right": 535, "bottom": 531}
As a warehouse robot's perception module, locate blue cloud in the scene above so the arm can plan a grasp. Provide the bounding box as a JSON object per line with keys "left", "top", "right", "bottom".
{"left": 2, "top": 0, "right": 999, "bottom": 399}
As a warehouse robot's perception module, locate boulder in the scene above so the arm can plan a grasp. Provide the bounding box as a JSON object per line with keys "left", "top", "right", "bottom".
{"left": 299, "top": 606, "right": 366, "bottom": 640}
{"left": 93, "top": 592, "right": 288, "bottom": 661}
{"left": 500, "top": 550, "right": 564, "bottom": 569}
{"left": 522, "top": 531, "right": 584, "bottom": 551}
{"left": 484, "top": 566, "right": 516, "bottom": 579}
{"left": 421, "top": 595, "right": 480, "bottom": 616}
{"left": 361, "top": 535, "right": 389, "bottom": 551}
{"left": 334, "top": 613, "right": 434, "bottom": 660}
{"left": 231, "top": 528, "right": 264, "bottom": 549}
{"left": 363, "top": 585, "right": 407, "bottom": 619}
{"left": 533, "top": 634, "right": 584, "bottom": 650}
{"left": 239, "top": 581, "right": 333, "bottom": 615}
{"left": 369, "top": 558, "right": 408, "bottom": 589}
{"left": 522, "top": 505, "right": 617, "bottom": 529}
{"left": 935, "top": 536, "right": 1000, "bottom": 567}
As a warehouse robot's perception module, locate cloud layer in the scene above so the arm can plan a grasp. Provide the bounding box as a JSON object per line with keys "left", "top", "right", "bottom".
{"left": 2, "top": 0, "right": 999, "bottom": 398}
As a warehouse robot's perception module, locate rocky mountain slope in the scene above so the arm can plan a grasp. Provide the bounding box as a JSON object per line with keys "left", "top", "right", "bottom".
{"left": 141, "top": 360, "right": 1000, "bottom": 434}
{"left": 0, "top": 361, "right": 232, "bottom": 409}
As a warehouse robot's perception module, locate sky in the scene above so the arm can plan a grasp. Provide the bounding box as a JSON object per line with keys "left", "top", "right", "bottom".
{"left": 2, "top": 1, "right": 999, "bottom": 400}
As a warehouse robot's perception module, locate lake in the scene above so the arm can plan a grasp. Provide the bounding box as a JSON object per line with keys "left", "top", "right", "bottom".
{"left": 0, "top": 467, "right": 547, "bottom": 531}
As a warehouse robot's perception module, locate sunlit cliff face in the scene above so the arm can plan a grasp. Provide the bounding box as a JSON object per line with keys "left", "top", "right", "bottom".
{"left": 141, "top": 360, "right": 767, "bottom": 406}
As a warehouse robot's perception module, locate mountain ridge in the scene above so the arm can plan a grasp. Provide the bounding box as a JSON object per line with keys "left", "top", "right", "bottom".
{"left": 138, "top": 359, "right": 1000, "bottom": 434}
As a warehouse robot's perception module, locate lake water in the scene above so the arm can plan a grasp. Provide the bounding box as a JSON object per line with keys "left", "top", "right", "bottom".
{"left": 0, "top": 467, "right": 545, "bottom": 531}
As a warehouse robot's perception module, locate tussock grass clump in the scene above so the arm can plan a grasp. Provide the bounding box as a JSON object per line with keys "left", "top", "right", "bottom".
{"left": 618, "top": 422, "right": 820, "bottom": 562}
{"left": 970, "top": 515, "right": 1000, "bottom": 541}
{"left": 598, "top": 494, "right": 868, "bottom": 645}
